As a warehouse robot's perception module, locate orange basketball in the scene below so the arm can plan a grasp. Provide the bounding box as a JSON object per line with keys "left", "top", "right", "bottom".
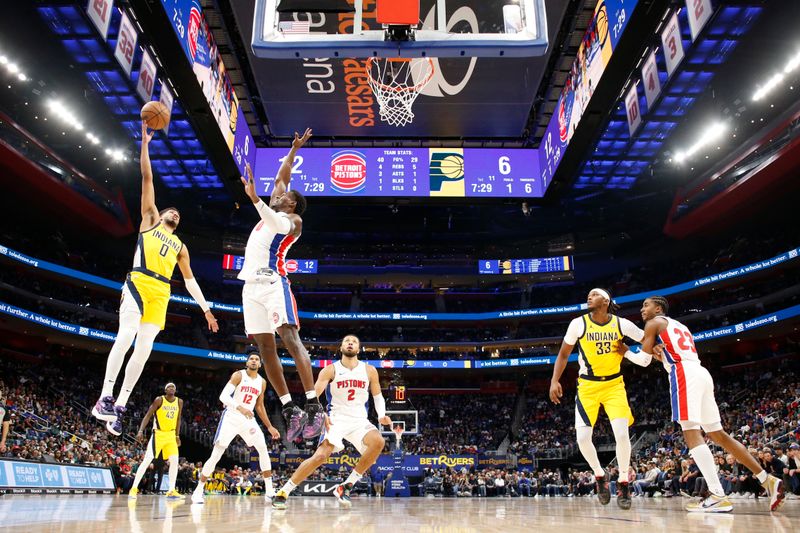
{"left": 140, "top": 100, "right": 170, "bottom": 130}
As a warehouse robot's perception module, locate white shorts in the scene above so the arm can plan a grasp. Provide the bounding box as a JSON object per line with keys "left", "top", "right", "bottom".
{"left": 321, "top": 417, "right": 378, "bottom": 454}
{"left": 213, "top": 410, "right": 267, "bottom": 448}
{"left": 669, "top": 363, "right": 722, "bottom": 432}
{"left": 242, "top": 278, "right": 300, "bottom": 335}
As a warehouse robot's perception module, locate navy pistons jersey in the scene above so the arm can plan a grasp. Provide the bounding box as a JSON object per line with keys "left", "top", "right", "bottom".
{"left": 326, "top": 360, "right": 370, "bottom": 419}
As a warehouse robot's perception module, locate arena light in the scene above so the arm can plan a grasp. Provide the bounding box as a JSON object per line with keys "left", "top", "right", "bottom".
{"left": 673, "top": 122, "right": 727, "bottom": 164}
{"left": 753, "top": 73, "right": 785, "bottom": 101}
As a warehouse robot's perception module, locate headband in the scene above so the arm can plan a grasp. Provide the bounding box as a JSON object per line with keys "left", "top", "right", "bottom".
{"left": 590, "top": 288, "right": 611, "bottom": 301}
{"left": 164, "top": 382, "right": 176, "bottom": 392}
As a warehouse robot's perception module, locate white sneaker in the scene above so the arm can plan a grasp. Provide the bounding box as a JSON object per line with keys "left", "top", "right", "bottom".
{"left": 685, "top": 494, "right": 733, "bottom": 513}
{"left": 191, "top": 490, "right": 205, "bottom": 504}
{"left": 763, "top": 475, "right": 785, "bottom": 512}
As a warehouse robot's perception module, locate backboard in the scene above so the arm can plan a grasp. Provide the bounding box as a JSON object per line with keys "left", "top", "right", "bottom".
{"left": 383, "top": 410, "right": 419, "bottom": 435}
{"left": 252, "top": 0, "right": 549, "bottom": 58}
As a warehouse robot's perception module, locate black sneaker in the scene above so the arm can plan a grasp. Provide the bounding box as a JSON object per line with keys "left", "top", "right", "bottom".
{"left": 596, "top": 474, "right": 611, "bottom": 505}
{"left": 282, "top": 403, "right": 308, "bottom": 442}
{"left": 303, "top": 401, "right": 325, "bottom": 440}
{"left": 618, "top": 481, "right": 631, "bottom": 510}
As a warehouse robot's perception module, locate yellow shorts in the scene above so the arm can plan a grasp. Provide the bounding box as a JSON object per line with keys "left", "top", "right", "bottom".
{"left": 122, "top": 271, "right": 171, "bottom": 330}
{"left": 151, "top": 431, "right": 179, "bottom": 459}
{"left": 575, "top": 376, "right": 633, "bottom": 428}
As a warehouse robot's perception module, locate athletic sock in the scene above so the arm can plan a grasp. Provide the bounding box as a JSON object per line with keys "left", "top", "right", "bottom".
{"left": 689, "top": 444, "right": 725, "bottom": 497}
{"left": 264, "top": 477, "right": 274, "bottom": 494}
{"left": 280, "top": 479, "right": 297, "bottom": 494}
{"left": 756, "top": 470, "right": 768, "bottom": 484}
{"left": 279, "top": 394, "right": 292, "bottom": 406}
{"left": 305, "top": 390, "right": 316, "bottom": 400}
{"left": 344, "top": 470, "right": 363, "bottom": 486}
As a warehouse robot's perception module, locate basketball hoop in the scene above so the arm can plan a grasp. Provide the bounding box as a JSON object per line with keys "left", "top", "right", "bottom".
{"left": 366, "top": 57, "right": 434, "bottom": 127}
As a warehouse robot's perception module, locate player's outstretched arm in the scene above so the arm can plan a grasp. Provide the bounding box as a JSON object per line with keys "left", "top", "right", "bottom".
{"left": 139, "top": 121, "right": 159, "bottom": 230}
{"left": 271, "top": 128, "right": 312, "bottom": 204}
{"left": 255, "top": 381, "right": 280, "bottom": 440}
{"left": 241, "top": 164, "right": 296, "bottom": 236}
{"left": 176, "top": 246, "right": 219, "bottom": 333}
{"left": 136, "top": 396, "right": 163, "bottom": 444}
{"left": 368, "top": 365, "right": 391, "bottom": 428}
{"left": 620, "top": 318, "right": 651, "bottom": 367}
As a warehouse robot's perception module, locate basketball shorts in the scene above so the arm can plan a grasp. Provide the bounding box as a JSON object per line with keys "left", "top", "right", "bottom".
{"left": 121, "top": 271, "right": 170, "bottom": 330}
{"left": 213, "top": 410, "right": 267, "bottom": 448}
{"left": 669, "top": 363, "right": 722, "bottom": 432}
{"left": 150, "top": 430, "right": 179, "bottom": 459}
{"left": 242, "top": 277, "right": 299, "bottom": 335}
{"left": 322, "top": 416, "right": 378, "bottom": 454}
{"left": 575, "top": 376, "right": 634, "bottom": 428}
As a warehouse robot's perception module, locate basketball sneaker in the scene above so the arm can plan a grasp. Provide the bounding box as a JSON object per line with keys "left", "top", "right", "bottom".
{"left": 596, "top": 474, "right": 611, "bottom": 505}
{"left": 763, "top": 474, "right": 785, "bottom": 512}
{"left": 685, "top": 494, "right": 733, "bottom": 513}
{"left": 617, "top": 481, "right": 631, "bottom": 510}
{"left": 334, "top": 483, "right": 353, "bottom": 509}
{"left": 272, "top": 490, "right": 289, "bottom": 510}
{"left": 303, "top": 401, "right": 325, "bottom": 440}
{"left": 128, "top": 487, "right": 139, "bottom": 500}
{"left": 106, "top": 406, "right": 126, "bottom": 436}
{"left": 191, "top": 487, "right": 205, "bottom": 504}
{"left": 282, "top": 404, "right": 307, "bottom": 442}
{"left": 165, "top": 490, "right": 182, "bottom": 500}
{"left": 92, "top": 396, "right": 117, "bottom": 422}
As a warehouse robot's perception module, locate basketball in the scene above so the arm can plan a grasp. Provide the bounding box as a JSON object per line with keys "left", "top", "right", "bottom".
{"left": 140, "top": 100, "right": 170, "bottom": 130}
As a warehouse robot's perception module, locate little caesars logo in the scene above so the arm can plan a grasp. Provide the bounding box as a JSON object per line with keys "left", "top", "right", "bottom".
{"left": 419, "top": 455, "right": 475, "bottom": 468}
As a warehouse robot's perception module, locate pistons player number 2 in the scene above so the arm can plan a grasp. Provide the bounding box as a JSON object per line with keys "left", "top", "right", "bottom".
{"left": 347, "top": 389, "right": 355, "bottom": 401}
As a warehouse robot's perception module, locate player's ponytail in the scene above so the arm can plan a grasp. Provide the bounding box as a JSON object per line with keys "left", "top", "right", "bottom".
{"left": 602, "top": 288, "right": 620, "bottom": 314}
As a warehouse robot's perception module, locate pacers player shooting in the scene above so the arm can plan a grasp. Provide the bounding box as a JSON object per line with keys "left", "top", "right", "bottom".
{"left": 239, "top": 128, "right": 325, "bottom": 442}
{"left": 93, "top": 121, "right": 219, "bottom": 435}
{"left": 549, "top": 289, "right": 650, "bottom": 510}
{"left": 129, "top": 383, "right": 183, "bottom": 499}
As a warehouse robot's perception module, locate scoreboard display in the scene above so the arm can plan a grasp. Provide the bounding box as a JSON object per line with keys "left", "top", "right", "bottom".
{"left": 254, "top": 148, "right": 544, "bottom": 198}
{"left": 222, "top": 255, "right": 318, "bottom": 274}
{"left": 479, "top": 256, "right": 573, "bottom": 275}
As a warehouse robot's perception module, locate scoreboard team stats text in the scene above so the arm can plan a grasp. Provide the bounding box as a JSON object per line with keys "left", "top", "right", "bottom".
{"left": 254, "top": 148, "right": 545, "bottom": 198}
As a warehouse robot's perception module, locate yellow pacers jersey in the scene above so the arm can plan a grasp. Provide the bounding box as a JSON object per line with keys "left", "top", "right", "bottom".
{"left": 154, "top": 396, "right": 180, "bottom": 433}
{"left": 576, "top": 314, "right": 628, "bottom": 378}
{"left": 133, "top": 222, "right": 182, "bottom": 282}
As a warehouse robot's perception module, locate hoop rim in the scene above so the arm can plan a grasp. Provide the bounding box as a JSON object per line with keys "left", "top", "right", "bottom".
{"left": 365, "top": 57, "right": 436, "bottom": 93}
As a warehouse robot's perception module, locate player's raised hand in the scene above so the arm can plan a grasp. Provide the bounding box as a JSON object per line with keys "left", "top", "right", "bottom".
{"left": 205, "top": 310, "right": 219, "bottom": 333}
{"left": 549, "top": 380, "right": 563, "bottom": 404}
{"left": 141, "top": 121, "right": 155, "bottom": 145}
{"left": 379, "top": 416, "right": 392, "bottom": 427}
{"left": 292, "top": 128, "right": 312, "bottom": 150}
{"left": 240, "top": 162, "right": 259, "bottom": 204}
{"left": 268, "top": 426, "right": 280, "bottom": 440}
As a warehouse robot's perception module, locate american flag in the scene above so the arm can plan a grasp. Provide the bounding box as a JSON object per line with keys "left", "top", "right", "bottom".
{"left": 279, "top": 20, "right": 311, "bottom": 34}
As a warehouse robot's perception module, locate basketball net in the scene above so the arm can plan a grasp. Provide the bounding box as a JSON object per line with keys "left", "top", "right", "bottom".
{"left": 366, "top": 58, "right": 434, "bottom": 127}
{"left": 392, "top": 425, "right": 404, "bottom": 444}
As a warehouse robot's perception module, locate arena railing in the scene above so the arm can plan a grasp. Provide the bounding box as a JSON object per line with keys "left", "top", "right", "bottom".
{"left": 1, "top": 299, "right": 799, "bottom": 368}
{"left": 1, "top": 244, "right": 798, "bottom": 321}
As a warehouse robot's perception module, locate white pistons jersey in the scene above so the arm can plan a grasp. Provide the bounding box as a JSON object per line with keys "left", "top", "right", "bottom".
{"left": 231, "top": 369, "right": 263, "bottom": 413}
{"left": 326, "top": 360, "right": 370, "bottom": 420}
{"left": 238, "top": 213, "right": 298, "bottom": 282}
{"left": 655, "top": 316, "right": 702, "bottom": 371}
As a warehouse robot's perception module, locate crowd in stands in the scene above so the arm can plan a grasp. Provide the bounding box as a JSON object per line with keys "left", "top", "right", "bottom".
{"left": 1, "top": 347, "right": 798, "bottom": 500}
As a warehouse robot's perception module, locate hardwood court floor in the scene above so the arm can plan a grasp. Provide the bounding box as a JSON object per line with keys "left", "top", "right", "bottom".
{"left": 0, "top": 494, "right": 797, "bottom": 532}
